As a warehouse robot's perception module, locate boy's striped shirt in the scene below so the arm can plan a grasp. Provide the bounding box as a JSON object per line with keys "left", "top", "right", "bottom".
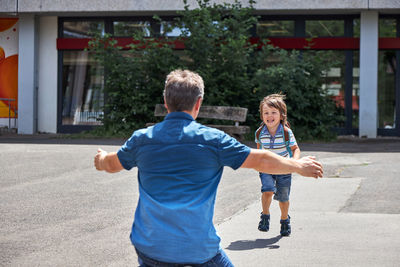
{"left": 255, "top": 123, "right": 297, "bottom": 158}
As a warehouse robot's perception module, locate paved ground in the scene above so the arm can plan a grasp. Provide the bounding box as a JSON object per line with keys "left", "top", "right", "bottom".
{"left": 0, "top": 133, "right": 399, "bottom": 266}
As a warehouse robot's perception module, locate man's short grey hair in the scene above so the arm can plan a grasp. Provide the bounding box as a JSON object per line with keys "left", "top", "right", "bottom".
{"left": 163, "top": 69, "right": 204, "bottom": 112}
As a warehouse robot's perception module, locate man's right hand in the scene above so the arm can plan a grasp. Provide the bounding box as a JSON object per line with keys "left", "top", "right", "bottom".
{"left": 94, "top": 148, "right": 124, "bottom": 173}
{"left": 295, "top": 156, "right": 323, "bottom": 178}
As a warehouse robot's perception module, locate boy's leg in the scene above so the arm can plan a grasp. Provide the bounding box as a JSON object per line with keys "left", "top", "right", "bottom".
{"left": 261, "top": 191, "right": 274, "bottom": 215}
{"left": 259, "top": 173, "right": 275, "bottom": 232}
{"left": 279, "top": 201, "right": 290, "bottom": 220}
{"left": 274, "top": 174, "right": 292, "bottom": 236}
{"left": 259, "top": 172, "right": 276, "bottom": 215}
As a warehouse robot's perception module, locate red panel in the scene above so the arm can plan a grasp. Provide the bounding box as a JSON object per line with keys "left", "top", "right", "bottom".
{"left": 379, "top": 38, "right": 400, "bottom": 49}
{"left": 250, "top": 37, "right": 360, "bottom": 50}
{"left": 57, "top": 37, "right": 400, "bottom": 51}
{"left": 57, "top": 38, "right": 91, "bottom": 50}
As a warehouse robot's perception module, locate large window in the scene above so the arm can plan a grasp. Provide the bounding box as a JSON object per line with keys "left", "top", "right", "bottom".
{"left": 378, "top": 50, "right": 396, "bottom": 129}
{"left": 378, "top": 17, "right": 399, "bottom": 134}
{"left": 62, "top": 51, "right": 103, "bottom": 126}
{"left": 57, "top": 15, "right": 400, "bottom": 136}
{"left": 60, "top": 20, "right": 106, "bottom": 129}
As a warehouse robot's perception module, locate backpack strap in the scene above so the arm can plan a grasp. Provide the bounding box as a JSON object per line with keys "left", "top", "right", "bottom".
{"left": 255, "top": 122, "right": 265, "bottom": 148}
{"left": 282, "top": 125, "right": 293, "bottom": 158}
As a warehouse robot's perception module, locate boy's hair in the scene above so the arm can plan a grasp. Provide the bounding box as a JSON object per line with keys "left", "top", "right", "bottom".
{"left": 259, "top": 93, "right": 288, "bottom": 126}
{"left": 164, "top": 69, "right": 204, "bottom": 112}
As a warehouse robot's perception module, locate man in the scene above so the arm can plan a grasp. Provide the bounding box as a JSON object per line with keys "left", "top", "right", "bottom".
{"left": 94, "top": 69, "right": 323, "bottom": 266}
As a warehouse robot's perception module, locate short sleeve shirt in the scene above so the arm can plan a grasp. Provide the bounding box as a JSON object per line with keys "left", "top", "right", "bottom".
{"left": 117, "top": 112, "right": 250, "bottom": 263}
{"left": 255, "top": 123, "right": 297, "bottom": 158}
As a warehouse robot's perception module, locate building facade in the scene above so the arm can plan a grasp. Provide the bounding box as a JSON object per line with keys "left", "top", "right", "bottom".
{"left": 0, "top": 0, "right": 399, "bottom": 137}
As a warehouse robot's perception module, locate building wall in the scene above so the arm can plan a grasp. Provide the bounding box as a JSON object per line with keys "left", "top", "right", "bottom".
{"left": 17, "top": 14, "right": 36, "bottom": 134}
{"left": 359, "top": 11, "right": 379, "bottom": 138}
{"left": 0, "top": 0, "right": 17, "bottom": 13}
{"left": 13, "top": 0, "right": 400, "bottom": 13}
{"left": 37, "top": 16, "right": 57, "bottom": 133}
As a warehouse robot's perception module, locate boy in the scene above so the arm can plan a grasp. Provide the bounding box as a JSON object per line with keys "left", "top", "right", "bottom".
{"left": 255, "top": 93, "right": 300, "bottom": 236}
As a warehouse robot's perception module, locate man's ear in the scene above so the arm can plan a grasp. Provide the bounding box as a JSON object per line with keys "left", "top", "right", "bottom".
{"left": 194, "top": 97, "right": 202, "bottom": 112}
{"left": 164, "top": 97, "right": 170, "bottom": 113}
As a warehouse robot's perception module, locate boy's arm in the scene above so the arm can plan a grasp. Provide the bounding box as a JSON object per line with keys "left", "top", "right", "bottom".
{"left": 240, "top": 149, "right": 323, "bottom": 178}
{"left": 292, "top": 145, "right": 300, "bottom": 160}
{"left": 94, "top": 148, "right": 124, "bottom": 173}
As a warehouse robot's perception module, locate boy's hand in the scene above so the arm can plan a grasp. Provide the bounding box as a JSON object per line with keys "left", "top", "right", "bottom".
{"left": 94, "top": 148, "right": 107, "bottom": 171}
{"left": 296, "top": 156, "right": 323, "bottom": 178}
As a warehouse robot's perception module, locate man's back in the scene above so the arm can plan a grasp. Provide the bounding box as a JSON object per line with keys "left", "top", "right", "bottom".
{"left": 117, "top": 111, "right": 250, "bottom": 263}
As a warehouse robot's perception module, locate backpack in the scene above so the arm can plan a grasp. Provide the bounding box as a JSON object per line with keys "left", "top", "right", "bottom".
{"left": 255, "top": 122, "right": 293, "bottom": 158}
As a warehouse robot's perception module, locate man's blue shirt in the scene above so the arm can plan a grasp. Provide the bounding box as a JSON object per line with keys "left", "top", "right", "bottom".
{"left": 117, "top": 111, "right": 251, "bottom": 263}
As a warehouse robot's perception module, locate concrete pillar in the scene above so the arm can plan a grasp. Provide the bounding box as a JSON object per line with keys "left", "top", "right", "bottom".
{"left": 359, "top": 11, "right": 378, "bottom": 138}
{"left": 37, "top": 16, "right": 58, "bottom": 133}
{"left": 17, "top": 14, "right": 37, "bottom": 134}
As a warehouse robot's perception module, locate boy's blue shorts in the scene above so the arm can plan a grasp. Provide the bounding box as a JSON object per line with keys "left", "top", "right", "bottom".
{"left": 259, "top": 173, "right": 292, "bottom": 202}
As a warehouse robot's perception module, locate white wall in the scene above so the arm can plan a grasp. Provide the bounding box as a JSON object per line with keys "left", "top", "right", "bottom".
{"left": 0, "top": 0, "right": 17, "bottom": 13}
{"left": 359, "top": 11, "right": 378, "bottom": 138}
{"left": 13, "top": 0, "right": 383, "bottom": 13}
{"left": 17, "top": 14, "right": 37, "bottom": 134}
{"left": 37, "top": 16, "right": 58, "bottom": 133}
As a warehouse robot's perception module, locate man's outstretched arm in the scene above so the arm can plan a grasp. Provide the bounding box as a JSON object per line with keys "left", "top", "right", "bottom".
{"left": 241, "top": 149, "right": 323, "bottom": 178}
{"left": 94, "top": 148, "right": 124, "bottom": 173}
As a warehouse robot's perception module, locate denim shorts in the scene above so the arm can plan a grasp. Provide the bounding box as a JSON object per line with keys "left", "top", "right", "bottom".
{"left": 136, "top": 248, "right": 234, "bottom": 267}
{"left": 259, "top": 172, "right": 292, "bottom": 202}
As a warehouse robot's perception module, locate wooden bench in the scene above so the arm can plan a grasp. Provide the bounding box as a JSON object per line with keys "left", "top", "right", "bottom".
{"left": 149, "top": 104, "right": 250, "bottom": 140}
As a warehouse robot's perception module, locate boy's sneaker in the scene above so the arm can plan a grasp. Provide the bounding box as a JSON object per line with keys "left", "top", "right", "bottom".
{"left": 280, "top": 215, "right": 291, "bottom": 236}
{"left": 258, "top": 213, "right": 270, "bottom": 232}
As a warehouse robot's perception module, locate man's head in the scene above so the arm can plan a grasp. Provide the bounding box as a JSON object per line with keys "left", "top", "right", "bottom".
{"left": 164, "top": 69, "right": 204, "bottom": 112}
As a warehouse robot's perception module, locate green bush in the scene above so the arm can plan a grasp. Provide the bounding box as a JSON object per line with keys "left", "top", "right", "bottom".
{"left": 253, "top": 48, "right": 338, "bottom": 141}
{"left": 88, "top": 33, "right": 181, "bottom": 136}
{"left": 88, "top": 0, "right": 338, "bottom": 141}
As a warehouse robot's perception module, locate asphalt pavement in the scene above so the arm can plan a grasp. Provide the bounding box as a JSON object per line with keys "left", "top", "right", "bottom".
{"left": 0, "top": 133, "right": 399, "bottom": 266}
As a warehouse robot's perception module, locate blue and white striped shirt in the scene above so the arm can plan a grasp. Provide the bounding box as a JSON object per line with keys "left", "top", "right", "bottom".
{"left": 255, "top": 123, "right": 297, "bottom": 158}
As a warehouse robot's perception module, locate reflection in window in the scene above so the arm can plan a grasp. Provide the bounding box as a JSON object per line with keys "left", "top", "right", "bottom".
{"left": 160, "top": 22, "right": 188, "bottom": 37}
{"left": 257, "top": 20, "right": 294, "bottom": 37}
{"left": 315, "top": 51, "right": 346, "bottom": 127}
{"left": 378, "top": 51, "right": 396, "bottom": 129}
{"left": 113, "top": 21, "right": 151, "bottom": 37}
{"left": 379, "top": 19, "right": 396, "bottom": 37}
{"left": 306, "top": 20, "right": 344, "bottom": 37}
{"left": 62, "top": 51, "right": 104, "bottom": 125}
{"left": 353, "top": 19, "right": 360, "bottom": 38}
{"left": 353, "top": 52, "right": 360, "bottom": 128}
{"left": 63, "top": 21, "right": 104, "bottom": 38}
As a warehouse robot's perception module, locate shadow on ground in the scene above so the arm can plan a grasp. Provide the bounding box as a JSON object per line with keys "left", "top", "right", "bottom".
{"left": 225, "top": 235, "right": 282, "bottom": 251}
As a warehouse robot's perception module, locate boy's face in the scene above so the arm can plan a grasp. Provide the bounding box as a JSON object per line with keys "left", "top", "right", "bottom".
{"left": 262, "top": 104, "right": 281, "bottom": 129}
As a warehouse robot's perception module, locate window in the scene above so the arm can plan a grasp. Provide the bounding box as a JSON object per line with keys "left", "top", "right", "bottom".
{"left": 306, "top": 20, "right": 344, "bottom": 37}
{"left": 63, "top": 21, "right": 104, "bottom": 38}
{"left": 256, "top": 20, "right": 294, "bottom": 37}
{"left": 62, "top": 51, "right": 104, "bottom": 125}
{"left": 378, "top": 50, "right": 396, "bottom": 129}
{"left": 379, "top": 19, "right": 396, "bottom": 37}
{"left": 352, "top": 52, "right": 360, "bottom": 129}
{"left": 113, "top": 21, "right": 152, "bottom": 37}
{"left": 353, "top": 19, "right": 360, "bottom": 38}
